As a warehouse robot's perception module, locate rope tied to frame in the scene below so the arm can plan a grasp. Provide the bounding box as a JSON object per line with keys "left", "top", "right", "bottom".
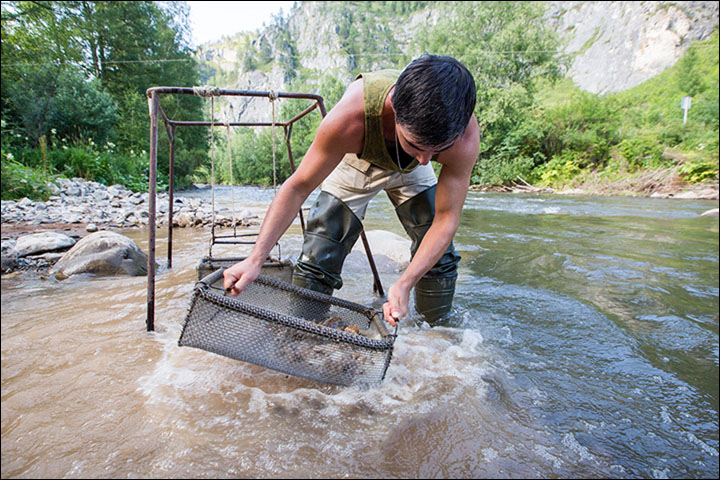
{"left": 226, "top": 122, "right": 238, "bottom": 235}
{"left": 210, "top": 97, "right": 216, "bottom": 238}
{"left": 269, "top": 90, "right": 278, "bottom": 194}
{"left": 193, "top": 85, "right": 221, "bottom": 97}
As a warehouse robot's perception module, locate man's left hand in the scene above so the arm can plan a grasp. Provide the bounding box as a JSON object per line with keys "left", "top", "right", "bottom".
{"left": 383, "top": 281, "right": 411, "bottom": 326}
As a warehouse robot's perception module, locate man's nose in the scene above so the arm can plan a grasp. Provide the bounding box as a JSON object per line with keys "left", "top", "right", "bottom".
{"left": 417, "top": 153, "right": 432, "bottom": 165}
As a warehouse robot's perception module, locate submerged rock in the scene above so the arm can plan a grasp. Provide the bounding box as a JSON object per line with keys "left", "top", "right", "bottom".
{"left": 344, "top": 230, "right": 412, "bottom": 273}
{"left": 1, "top": 239, "right": 18, "bottom": 273}
{"left": 50, "top": 231, "right": 150, "bottom": 280}
{"left": 13, "top": 231, "right": 77, "bottom": 257}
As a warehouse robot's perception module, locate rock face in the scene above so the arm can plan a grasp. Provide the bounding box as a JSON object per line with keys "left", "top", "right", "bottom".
{"left": 50, "top": 231, "right": 150, "bottom": 280}
{"left": 546, "top": 1, "right": 720, "bottom": 93}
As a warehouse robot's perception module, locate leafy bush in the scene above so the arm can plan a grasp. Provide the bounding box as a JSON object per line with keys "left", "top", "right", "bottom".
{"left": 678, "top": 158, "right": 719, "bottom": 183}
{"left": 472, "top": 154, "right": 537, "bottom": 186}
{"left": 1, "top": 156, "right": 53, "bottom": 201}
{"left": 535, "top": 151, "right": 583, "bottom": 187}
{"left": 617, "top": 134, "right": 665, "bottom": 170}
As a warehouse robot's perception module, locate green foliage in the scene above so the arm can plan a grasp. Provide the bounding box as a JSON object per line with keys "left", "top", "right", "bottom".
{"left": 1, "top": 119, "right": 162, "bottom": 199}
{"left": 1, "top": 158, "right": 53, "bottom": 201}
{"left": 3, "top": 64, "right": 120, "bottom": 146}
{"left": 534, "top": 152, "right": 583, "bottom": 188}
{"left": 418, "top": 1, "right": 566, "bottom": 183}
{"left": 473, "top": 154, "right": 537, "bottom": 186}
{"left": 193, "top": 125, "right": 292, "bottom": 187}
{"left": 485, "top": 27, "right": 719, "bottom": 188}
{"left": 617, "top": 134, "right": 665, "bottom": 170}
{"left": 1, "top": 0, "right": 204, "bottom": 196}
{"left": 678, "top": 157, "right": 718, "bottom": 183}
{"left": 318, "top": 1, "right": 415, "bottom": 74}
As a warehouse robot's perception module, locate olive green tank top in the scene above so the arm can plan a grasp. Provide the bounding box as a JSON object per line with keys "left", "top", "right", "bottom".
{"left": 356, "top": 70, "right": 420, "bottom": 173}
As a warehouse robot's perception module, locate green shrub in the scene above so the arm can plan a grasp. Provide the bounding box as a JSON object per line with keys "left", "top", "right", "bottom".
{"left": 472, "top": 154, "right": 537, "bottom": 186}
{"left": 678, "top": 158, "right": 719, "bottom": 183}
{"left": 617, "top": 134, "right": 665, "bottom": 170}
{"left": 535, "top": 151, "right": 583, "bottom": 187}
{"left": 1, "top": 156, "right": 54, "bottom": 201}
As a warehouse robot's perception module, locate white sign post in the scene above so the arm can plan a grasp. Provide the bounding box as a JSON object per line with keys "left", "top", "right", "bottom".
{"left": 681, "top": 95, "right": 692, "bottom": 124}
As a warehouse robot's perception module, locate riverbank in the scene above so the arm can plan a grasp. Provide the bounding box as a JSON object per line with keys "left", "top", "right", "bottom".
{"left": 2, "top": 176, "right": 717, "bottom": 273}
{"left": 0, "top": 178, "right": 259, "bottom": 273}
{"left": 471, "top": 175, "right": 719, "bottom": 200}
{"left": 0, "top": 178, "right": 259, "bottom": 241}
{"left": 3, "top": 175, "right": 717, "bottom": 238}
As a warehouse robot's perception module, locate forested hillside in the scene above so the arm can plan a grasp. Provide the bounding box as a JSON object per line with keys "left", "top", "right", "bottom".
{"left": 2, "top": 1, "right": 718, "bottom": 200}
{"left": 196, "top": 1, "right": 719, "bottom": 194}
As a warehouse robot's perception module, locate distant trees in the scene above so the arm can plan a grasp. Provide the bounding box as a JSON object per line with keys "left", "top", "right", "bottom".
{"left": 418, "top": 1, "right": 566, "bottom": 184}
{"left": 4, "top": 0, "right": 713, "bottom": 199}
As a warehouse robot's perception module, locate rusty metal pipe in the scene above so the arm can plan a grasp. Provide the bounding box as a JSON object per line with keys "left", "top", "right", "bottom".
{"left": 168, "top": 121, "right": 289, "bottom": 127}
{"left": 284, "top": 125, "right": 305, "bottom": 233}
{"left": 146, "top": 92, "right": 159, "bottom": 332}
{"left": 167, "top": 124, "right": 175, "bottom": 269}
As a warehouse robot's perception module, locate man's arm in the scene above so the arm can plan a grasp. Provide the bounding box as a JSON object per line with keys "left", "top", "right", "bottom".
{"left": 223, "top": 81, "right": 365, "bottom": 295}
{"left": 383, "top": 116, "right": 480, "bottom": 323}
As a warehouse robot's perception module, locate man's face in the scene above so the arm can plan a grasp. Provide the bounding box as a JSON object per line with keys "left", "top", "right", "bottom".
{"left": 395, "top": 123, "right": 456, "bottom": 165}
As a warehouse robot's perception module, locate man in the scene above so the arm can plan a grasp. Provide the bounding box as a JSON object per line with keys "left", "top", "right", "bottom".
{"left": 224, "top": 54, "right": 480, "bottom": 326}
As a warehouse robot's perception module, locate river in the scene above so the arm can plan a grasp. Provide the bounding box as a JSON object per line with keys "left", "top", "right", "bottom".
{"left": 2, "top": 186, "right": 718, "bottom": 478}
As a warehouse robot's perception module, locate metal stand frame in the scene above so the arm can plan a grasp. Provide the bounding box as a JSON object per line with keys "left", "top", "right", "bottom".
{"left": 145, "top": 87, "right": 384, "bottom": 331}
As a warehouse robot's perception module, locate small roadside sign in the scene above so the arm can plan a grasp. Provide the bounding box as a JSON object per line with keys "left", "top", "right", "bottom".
{"left": 681, "top": 96, "right": 692, "bottom": 124}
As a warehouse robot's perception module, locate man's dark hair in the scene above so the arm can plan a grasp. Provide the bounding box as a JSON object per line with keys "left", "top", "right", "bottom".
{"left": 392, "top": 54, "right": 476, "bottom": 149}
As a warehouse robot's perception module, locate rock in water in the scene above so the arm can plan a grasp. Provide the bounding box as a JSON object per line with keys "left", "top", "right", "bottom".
{"left": 342, "top": 229, "right": 412, "bottom": 274}
{"left": 13, "top": 231, "right": 77, "bottom": 257}
{"left": 50, "top": 231, "right": 150, "bottom": 280}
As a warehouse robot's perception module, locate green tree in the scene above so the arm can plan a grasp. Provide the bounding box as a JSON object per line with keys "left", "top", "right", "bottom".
{"left": 2, "top": 1, "right": 207, "bottom": 191}
{"left": 1, "top": 1, "right": 86, "bottom": 145}
{"left": 417, "top": 1, "right": 565, "bottom": 184}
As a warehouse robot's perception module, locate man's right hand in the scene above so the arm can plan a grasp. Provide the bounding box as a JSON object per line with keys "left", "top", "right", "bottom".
{"left": 223, "top": 256, "right": 263, "bottom": 296}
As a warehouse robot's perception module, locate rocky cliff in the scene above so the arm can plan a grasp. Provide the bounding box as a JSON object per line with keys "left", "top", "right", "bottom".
{"left": 546, "top": 1, "right": 719, "bottom": 94}
{"left": 196, "top": 1, "right": 719, "bottom": 121}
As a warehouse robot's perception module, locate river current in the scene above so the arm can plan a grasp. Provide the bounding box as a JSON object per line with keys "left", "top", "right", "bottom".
{"left": 2, "top": 187, "right": 718, "bottom": 478}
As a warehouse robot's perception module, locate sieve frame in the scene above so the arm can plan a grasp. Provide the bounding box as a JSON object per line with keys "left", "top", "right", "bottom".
{"left": 179, "top": 269, "right": 397, "bottom": 385}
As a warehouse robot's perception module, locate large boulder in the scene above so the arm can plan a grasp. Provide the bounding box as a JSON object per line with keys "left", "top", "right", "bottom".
{"left": 344, "top": 230, "right": 412, "bottom": 274}
{"left": 1, "top": 239, "right": 18, "bottom": 273}
{"left": 13, "top": 231, "right": 77, "bottom": 257}
{"left": 50, "top": 231, "right": 149, "bottom": 280}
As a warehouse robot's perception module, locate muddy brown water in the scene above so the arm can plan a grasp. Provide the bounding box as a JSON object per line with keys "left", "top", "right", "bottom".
{"left": 2, "top": 187, "right": 718, "bottom": 478}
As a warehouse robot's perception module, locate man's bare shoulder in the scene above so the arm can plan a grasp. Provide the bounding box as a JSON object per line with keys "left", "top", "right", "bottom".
{"left": 319, "top": 78, "right": 366, "bottom": 153}
{"left": 329, "top": 78, "right": 365, "bottom": 125}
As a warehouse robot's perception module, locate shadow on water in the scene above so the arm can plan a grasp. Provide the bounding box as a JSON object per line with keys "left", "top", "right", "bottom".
{"left": 1, "top": 188, "right": 718, "bottom": 478}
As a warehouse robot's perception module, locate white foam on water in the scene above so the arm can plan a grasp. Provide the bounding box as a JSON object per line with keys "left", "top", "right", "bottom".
{"left": 561, "top": 432, "right": 596, "bottom": 463}
{"left": 660, "top": 406, "right": 672, "bottom": 424}
{"left": 652, "top": 467, "right": 671, "bottom": 479}
{"left": 533, "top": 444, "right": 564, "bottom": 470}
{"left": 685, "top": 432, "right": 719, "bottom": 457}
{"left": 482, "top": 447, "right": 499, "bottom": 462}
{"left": 137, "top": 320, "right": 493, "bottom": 426}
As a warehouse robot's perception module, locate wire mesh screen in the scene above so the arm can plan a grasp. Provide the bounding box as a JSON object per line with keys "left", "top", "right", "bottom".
{"left": 179, "top": 269, "right": 396, "bottom": 387}
{"left": 197, "top": 256, "right": 293, "bottom": 282}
